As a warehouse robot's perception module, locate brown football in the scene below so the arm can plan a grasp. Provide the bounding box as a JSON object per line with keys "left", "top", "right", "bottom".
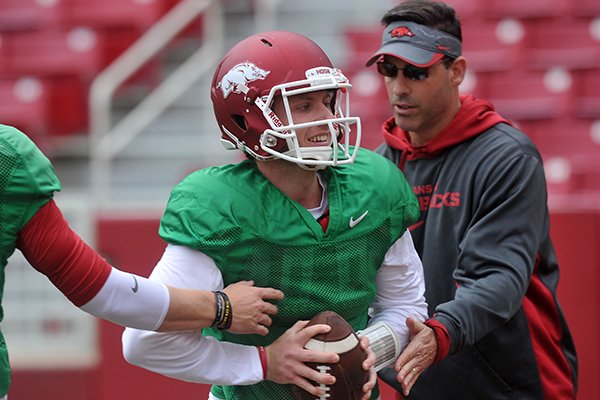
{"left": 291, "top": 310, "right": 369, "bottom": 400}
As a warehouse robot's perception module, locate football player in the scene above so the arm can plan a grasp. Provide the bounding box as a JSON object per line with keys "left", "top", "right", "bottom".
{"left": 122, "top": 31, "right": 428, "bottom": 400}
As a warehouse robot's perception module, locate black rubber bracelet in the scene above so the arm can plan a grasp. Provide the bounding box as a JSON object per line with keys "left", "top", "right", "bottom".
{"left": 212, "top": 291, "right": 224, "bottom": 328}
{"left": 216, "top": 291, "right": 233, "bottom": 330}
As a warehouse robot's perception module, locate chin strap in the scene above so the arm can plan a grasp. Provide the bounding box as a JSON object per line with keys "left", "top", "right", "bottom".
{"left": 357, "top": 321, "right": 401, "bottom": 372}
{"left": 282, "top": 145, "right": 333, "bottom": 170}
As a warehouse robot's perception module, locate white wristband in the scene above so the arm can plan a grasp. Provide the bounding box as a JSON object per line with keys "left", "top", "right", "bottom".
{"left": 357, "top": 321, "right": 401, "bottom": 372}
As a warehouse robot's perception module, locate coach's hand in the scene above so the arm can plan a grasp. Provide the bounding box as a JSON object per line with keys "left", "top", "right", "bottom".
{"left": 224, "top": 280, "right": 284, "bottom": 336}
{"left": 265, "top": 320, "right": 339, "bottom": 397}
{"left": 395, "top": 317, "right": 437, "bottom": 396}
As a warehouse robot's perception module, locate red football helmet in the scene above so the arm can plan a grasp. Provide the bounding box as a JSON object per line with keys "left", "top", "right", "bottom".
{"left": 210, "top": 31, "right": 361, "bottom": 169}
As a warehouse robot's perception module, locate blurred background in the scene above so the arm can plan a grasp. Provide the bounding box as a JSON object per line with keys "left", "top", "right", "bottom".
{"left": 1, "top": 0, "right": 598, "bottom": 398}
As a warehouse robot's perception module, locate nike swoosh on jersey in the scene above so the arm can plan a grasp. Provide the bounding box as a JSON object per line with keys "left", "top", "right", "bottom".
{"left": 349, "top": 210, "right": 369, "bottom": 228}
{"left": 131, "top": 275, "right": 139, "bottom": 293}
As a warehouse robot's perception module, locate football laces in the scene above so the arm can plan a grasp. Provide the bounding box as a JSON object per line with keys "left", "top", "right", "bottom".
{"left": 316, "top": 365, "right": 332, "bottom": 399}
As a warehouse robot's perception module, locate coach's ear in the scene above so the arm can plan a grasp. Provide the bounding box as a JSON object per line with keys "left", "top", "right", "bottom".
{"left": 448, "top": 56, "right": 466, "bottom": 87}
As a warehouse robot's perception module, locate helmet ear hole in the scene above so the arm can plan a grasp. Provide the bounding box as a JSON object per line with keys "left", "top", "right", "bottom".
{"left": 232, "top": 114, "right": 247, "bottom": 130}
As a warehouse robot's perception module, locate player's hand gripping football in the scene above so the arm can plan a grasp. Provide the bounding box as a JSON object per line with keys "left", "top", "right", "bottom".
{"left": 358, "top": 336, "right": 377, "bottom": 400}
{"left": 265, "top": 320, "right": 340, "bottom": 397}
{"left": 223, "top": 280, "right": 284, "bottom": 336}
{"left": 265, "top": 318, "right": 376, "bottom": 399}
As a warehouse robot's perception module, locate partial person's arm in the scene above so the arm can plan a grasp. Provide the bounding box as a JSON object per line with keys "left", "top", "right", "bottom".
{"left": 432, "top": 154, "right": 547, "bottom": 349}
{"left": 122, "top": 244, "right": 340, "bottom": 397}
{"left": 16, "top": 199, "right": 283, "bottom": 332}
{"left": 367, "top": 230, "right": 431, "bottom": 397}
{"left": 368, "top": 230, "right": 428, "bottom": 350}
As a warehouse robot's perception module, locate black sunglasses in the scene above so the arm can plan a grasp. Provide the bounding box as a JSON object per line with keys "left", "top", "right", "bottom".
{"left": 376, "top": 59, "right": 447, "bottom": 81}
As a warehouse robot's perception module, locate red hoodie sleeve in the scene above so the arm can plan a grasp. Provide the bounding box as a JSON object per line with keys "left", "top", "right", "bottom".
{"left": 424, "top": 317, "right": 451, "bottom": 362}
{"left": 16, "top": 200, "right": 111, "bottom": 307}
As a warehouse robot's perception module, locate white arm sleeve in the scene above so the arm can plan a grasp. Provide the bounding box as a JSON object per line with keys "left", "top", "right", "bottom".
{"left": 79, "top": 267, "right": 170, "bottom": 331}
{"left": 368, "top": 230, "right": 428, "bottom": 352}
{"left": 121, "top": 244, "right": 264, "bottom": 385}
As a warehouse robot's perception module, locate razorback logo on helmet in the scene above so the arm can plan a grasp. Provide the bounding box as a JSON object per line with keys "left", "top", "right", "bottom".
{"left": 390, "top": 26, "right": 415, "bottom": 38}
{"left": 216, "top": 62, "right": 270, "bottom": 98}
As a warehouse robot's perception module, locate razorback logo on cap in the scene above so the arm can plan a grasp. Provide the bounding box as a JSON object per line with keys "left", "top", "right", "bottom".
{"left": 390, "top": 26, "right": 415, "bottom": 38}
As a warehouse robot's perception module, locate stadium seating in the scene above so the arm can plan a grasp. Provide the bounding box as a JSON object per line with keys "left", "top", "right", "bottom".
{"left": 461, "top": 18, "right": 526, "bottom": 72}
{"left": 523, "top": 18, "right": 600, "bottom": 70}
{"left": 444, "top": 0, "right": 485, "bottom": 20}
{"left": 570, "top": 0, "right": 600, "bottom": 17}
{"left": 0, "top": 26, "right": 152, "bottom": 137}
{"left": 344, "top": 27, "right": 382, "bottom": 69}
{"left": 486, "top": 69, "right": 574, "bottom": 121}
{"left": 483, "top": 0, "right": 570, "bottom": 19}
{"left": 2, "top": 27, "right": 140, "bottom": 78}
{"left": 0, "top": 0, "right": 63, "bottom": 32}
{"left": 0, "top": 0, "right": 175, "bottom": 137}
{"left": 0, "top": 75, "right": 87, "bottom": 139}
{"left": 572, "top": 68, "right": 600, "bottom": 119}
{"left": 62, "top": 0, "right": 176, "bottom": 33}
{"left": 519, "top": 118, "right": 600, "bottom": 193}
{"left": 524, "top": 118, "right": 599, "bottom": 156}
{"left": 0, "top": 77, "right": 47, "bottom": 138}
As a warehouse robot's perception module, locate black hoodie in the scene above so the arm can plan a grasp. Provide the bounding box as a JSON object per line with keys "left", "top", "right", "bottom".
{"left": 377, "top": 95, "right": 578, "bottom": 399}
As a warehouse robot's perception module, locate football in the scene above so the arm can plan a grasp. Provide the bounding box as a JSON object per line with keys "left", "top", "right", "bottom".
{"left": 291, "top": 310, "right": 369, "bottom": 400}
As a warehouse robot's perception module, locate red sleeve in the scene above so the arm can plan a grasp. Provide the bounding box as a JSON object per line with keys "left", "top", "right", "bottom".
{"left": 424, "top": 317, "right": 451, "bottom": 363}
{"left": 16, "top": 200, "right": 112, "bottom": 307}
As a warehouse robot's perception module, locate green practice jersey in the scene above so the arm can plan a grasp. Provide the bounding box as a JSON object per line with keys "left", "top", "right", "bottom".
{"left": 159, "top": 149, "right": 419, "bottom": 400}
{"left": 0, "top": 125, "right": 61, "bottom": 396}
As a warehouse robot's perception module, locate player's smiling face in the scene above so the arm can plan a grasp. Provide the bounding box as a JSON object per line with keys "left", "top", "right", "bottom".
{"left": 271, "top": 89, "right": 336, "bottom": 148}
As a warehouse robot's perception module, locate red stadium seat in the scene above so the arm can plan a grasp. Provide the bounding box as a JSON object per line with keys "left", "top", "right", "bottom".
{"left": 524, "top": 18, "right": 600, "bottom": 70}
{"left": 2, "top": 27, "right": 140, "bottom": 79}
{"left": 570, "top": 0, "right": 600, "bottom": 17}
{"left": 484, "top": 0, "right": 570, "bottom": 19}
{"left": 520, "top": 118, "right": 600, "bottom": 194}
{"left": 0, "top": 76, "right": 88, "bottom": 138}
{"left": 63, "top": 0, "right": 175, "bottom": 32}
{"left": 521, "top": 118, "right": 599, "bottom": 157}
{"left": 0, "top": 36, "right": 10, "bottom": 77}
{"left": 543, "top": 153, "right": 600, "bottom": 194}
{"left": 0, "top": 77, "right": 48, "bottom": 138}
{"left": 462, "top": 18, "right": 526, "bottom": 72}
{"left": 344, "top": 27, "right": 382, "bottom": 69}
{"left": 486, "top": 69, "right": 574, "bottom": 121}
{"left": 0, "top": 0, "right": 64, "bottom": 32}
{"left": 572, "top": 68, "right": 600, "bottom": 119}
{"left": 444, "top": 0, "right": 485, "bottom": 21}
{"left": 42, "top": 75, "right": 89, "bottom": 135}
